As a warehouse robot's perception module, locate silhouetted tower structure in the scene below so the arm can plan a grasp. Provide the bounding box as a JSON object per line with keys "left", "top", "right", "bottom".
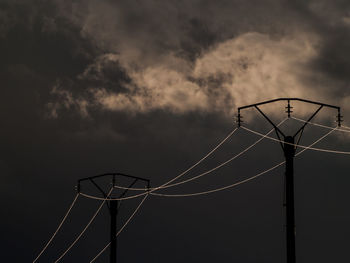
{"left": 77, "top": 173, "right": 150, "bottom": 263}
{"left": 237, "top": 98, "right": 342, "bottom": 263}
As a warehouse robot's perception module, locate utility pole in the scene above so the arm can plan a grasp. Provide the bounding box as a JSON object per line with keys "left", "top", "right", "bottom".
{"left": 110, "top": 199, "right": 118, "bottom": 263}
{"left": 237, "top": 98, "right": 342, "bottom": 263}
{"left": 284, "top": 135, "right": 295, "bottom": 263}
{"left": 77, "top": 173, "right": 150, "bottom": 263}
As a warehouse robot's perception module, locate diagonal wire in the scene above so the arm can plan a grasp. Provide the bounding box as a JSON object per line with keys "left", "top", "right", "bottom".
{"left": 115, "top": 119, "right": 288, "bottom": 192}
{"left": 242, "top": 126, "right": 350, "bottom": 155}
{"left": 89, "top": 193, "right": 149, "bottom": 263}
{"left": 154, "top": 127, "right": 238, "bottom": 190}
{"left": 292, "top": 117, "right": 350, "bottom": 133}
{"left": 54, "top": 188, "right": 113, "bottom": 263}
{"left": 114, "top": 127, "right": 239, "bottom": 192}
{"left": 295, "top": 128, "right": 336, "bottom": 156}
{"left": 151, "top": 128, "right": 336, "bottom": 198}
{"left": 151, "top": 162, "right": 285, "bottom": 197}
{"left": 79, "top": 119, "right": 288, "bottom": 201}
{"left": 33, "top": 194, "right": 80, "bottom": 263}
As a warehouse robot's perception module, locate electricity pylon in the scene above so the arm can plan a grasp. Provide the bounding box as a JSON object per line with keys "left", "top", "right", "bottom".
{"left": 77, "top": 173, "right": 150, "bottom": 263}
{"left": 237, "top": 98, "right": 342, "bottom": 263}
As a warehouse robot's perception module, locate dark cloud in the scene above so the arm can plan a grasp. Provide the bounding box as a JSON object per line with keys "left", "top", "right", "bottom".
{"left": 33, "top": 0, "right": 347, "bottom": 119}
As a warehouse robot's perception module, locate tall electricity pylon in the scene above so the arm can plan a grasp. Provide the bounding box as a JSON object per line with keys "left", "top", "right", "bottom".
{"left": 237, "top": 98, "right": 342, "bottom": 263}
{"left": 77, "top": 173, "right": 150, "bottom": 263}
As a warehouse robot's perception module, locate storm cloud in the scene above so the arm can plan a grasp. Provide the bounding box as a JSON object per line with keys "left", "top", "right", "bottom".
{"left": 39, "top": 0, "right": 349, "bottom": 120}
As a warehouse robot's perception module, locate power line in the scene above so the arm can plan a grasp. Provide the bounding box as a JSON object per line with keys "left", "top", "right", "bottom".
{"left": 113, "top": 127, "right": 239, "bottom": 192}
{"left": 54, "top": 188, "right": 113, "bottom": 263}
{"left": 79, "top": 117, "right": 346, "bottom": 202}
{"left": 292, "top": 117, "right": 350, "bottom": 133}
{"left": 295, "top": 128, "right": 337, "bottom": 157}
{"left": 79, "top": 191, "right": 147, "bottom": 201}
{"left": 114, "top": 119, "right": 287, "bottom": 192}
{"left": 150, "top": 128, "right": 336, "bottom": 198}
{"left": 241, "top": 126, "right": 350, "bottom": 155}
{"left": 33, "top": 194, "right": 80, "bottom": 263}
{"left": 79, "top": 121, "right": 284, "bottom": 202}
{"left": 79, "top": 120, "right": 291, "bottom": 201}
{"left": 80, "top": 123, "right": 345, "bottom": 202}
{"left": 89, "top": 193, "right": 149, "bottom": 263}
{"left": 151, "top": 162, "right": 284, "bottom": 197}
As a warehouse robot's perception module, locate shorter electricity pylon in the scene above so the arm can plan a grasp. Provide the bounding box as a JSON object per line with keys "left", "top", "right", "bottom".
{"left": 77, "top": 173, "right": 150, "bottom": 263}
{"left": 237, "top": 98, "right": 342, "bottom": 263}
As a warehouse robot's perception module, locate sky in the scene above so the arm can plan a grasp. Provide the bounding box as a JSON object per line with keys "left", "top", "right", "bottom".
{"left": 1, "top": 0, "right": 350, "bottom": 262}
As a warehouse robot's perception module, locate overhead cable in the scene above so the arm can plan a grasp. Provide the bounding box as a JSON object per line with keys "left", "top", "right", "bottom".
{"left": 151, "top": 162, "right": 285, "bottom": 197}
{"left": 33, "top": 194, "right": 80, "bottom": 263}
{"left": 338, "top": 123, "right": 350, "bottom": 130}
{"left": 151, "top": 128, "right": 336, "bottom": 198}
{"left": 79, "top": 191, "right": 147, "bottom": 201}
{"left": 295, "top": 128, "right": 337, "bottom": 157}
{"left": 114, "top": 127, "right": 239, "bottom": 192}
{"left": 54, "top": 188, "right": 113, "bottom": 263}
{"left": 292, "top": 117, "right": 350, "bottom": 133}
{"left": 89, "top": 193, "right": 149, "bottom": 263}
{"left": 115, "top": 120, "right": 287, "bottom": 192}
{"left": 79, "top": 120, "right": 288, "bottom": 201}
{"left": 241, "top": 126, "right": 350, "bottom": 155}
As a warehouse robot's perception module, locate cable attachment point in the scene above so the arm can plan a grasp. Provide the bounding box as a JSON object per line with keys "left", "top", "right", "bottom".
{"left": 76, "top": 183, "right": 81, "bottom": 193}
{"left": 285, "top": 100, "right": 293, "bottom": 118}
{"left": 235, "top": 111, "right": 243, "bottom": 127}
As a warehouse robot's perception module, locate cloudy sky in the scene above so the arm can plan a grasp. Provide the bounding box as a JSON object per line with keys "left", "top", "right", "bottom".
{"left": 1, "top": 0, "right": 350, "bottom": 262}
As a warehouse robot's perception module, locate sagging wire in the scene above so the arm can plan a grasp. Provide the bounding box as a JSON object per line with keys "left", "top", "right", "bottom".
{"left": 54, "top": 188, "right": 113, "bottom": 263}
{"left": 151, "top": 162, "right": 285, "bottom": 197}
{"left": 79, "top": 120, "right": 288, "bottom": 201}
{"left": 150, "top": 128, "right": 336, "bottom": 198}
{"left": 241, "top": 126, "right": 350, "bottom": 155}
{"left": 292, "top": 117, "right": 350, "bottom": 133}
{"left": 114, "top": 127, "right": 239, "bottom": 192}
{"left": 33, "top": 194, "right": 80, "bottom": 263}
{"left": 115, "top": 119, "right": 288, "bottom": 192}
